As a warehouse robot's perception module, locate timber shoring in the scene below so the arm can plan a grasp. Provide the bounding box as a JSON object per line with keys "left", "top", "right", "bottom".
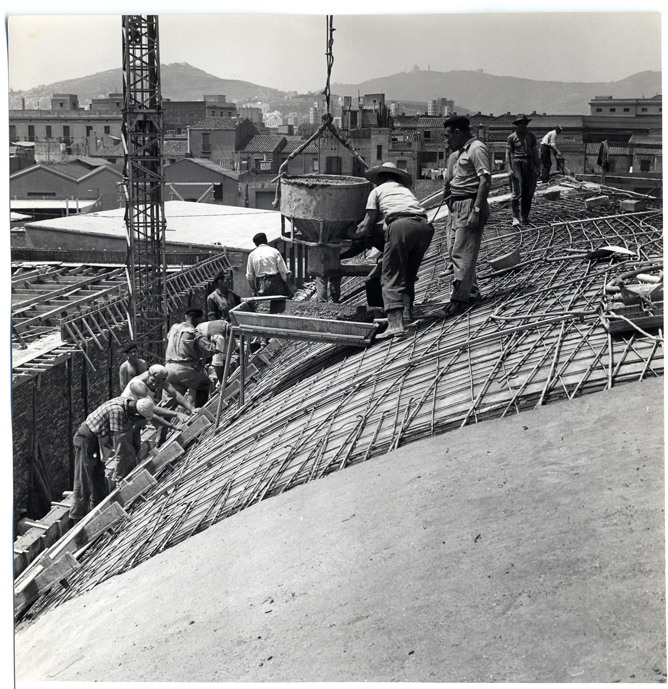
{"left": 18, "top": 181, "right": 663, "bottom": 622}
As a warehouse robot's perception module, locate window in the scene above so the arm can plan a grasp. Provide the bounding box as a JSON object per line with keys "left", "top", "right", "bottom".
{"left": 397, "top": 160, "right": 407, "bottom": 170}
{"left": 115, "top": 101, "right": 120, "bottom": 107}
{"left": 86, "top": 126, "right": 93, "bottom": 137}
{"left": 640, "top": 160, "right": 651, "bottom": 172}
{"left": 325, "top": 156, "right": 342, "bottom": 174}
{"left": 9, "top": 125, "right": 16, "bottom": 141}
{"left": 641, "top": 107, "right": 648, "bottom": 112}
{"left": 63, "top": 125, "right": 70, "bottom": 138}
{"left": 210, "top": 110, "right": 216, "bottom": 116}
{"left": 176, "top": 128, "right": 182, "bottom": 135}
{"left": 104, "top": 126, "right": 111, "bottom": 135}
{"left": 376, "top": 145, "right": 383, "bottom": 160}
{"left": 424, "top": 130, "right": 431, "bottom": 140}
{"left": 596, "top": 108, "right": 602, "bottom": 112}
{"left": 27, "top": 191, "right": 56, "bottom": 197}
{"left": 202, "top": 132, "right": 211, "bottom": 152}
{"left": 28, "top": 125, "right": 35, "bottom": 142}
{"left": 45, "top": 125, "right": 52, "bottom": 138}
{"left": 623, "top": 108, "right": 630, "bottom": 112}
{"left": 59, "top": 102, "right": 64, "bottom": 108}
{"left": 609, "top": 108, "right": 616, "bottom": 112}
{"left": 312, "top": 159, "right": 319, "bottom": 172}
{"left": 213, "top": 183, "right": 223, "bottom": 200}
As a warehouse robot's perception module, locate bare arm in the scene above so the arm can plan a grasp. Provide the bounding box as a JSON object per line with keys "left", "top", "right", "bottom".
{"left": 356, "top": 210, "right": 380, "bottom": 237}
{"left": 467, "top": 174, "right": 491, "bottom": 230}
{"left": 162, "top": 380, "right": 195, "bottom": 413}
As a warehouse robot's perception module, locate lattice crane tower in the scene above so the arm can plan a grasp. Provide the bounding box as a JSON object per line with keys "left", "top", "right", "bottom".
{"left": 121, "top": 15, "right": 167, "bottom": 358}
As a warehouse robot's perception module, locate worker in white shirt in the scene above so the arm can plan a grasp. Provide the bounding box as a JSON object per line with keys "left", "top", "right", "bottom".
{"left": 246, "top": 232, "right": 293, "bottom": 297}
{"left": 540, "top": 125, "right": 563, "bottom": 183}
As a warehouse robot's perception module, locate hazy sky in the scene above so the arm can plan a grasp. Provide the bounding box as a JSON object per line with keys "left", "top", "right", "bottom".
{"left": 5, "top": 3, "right": 664, "bottom": 94}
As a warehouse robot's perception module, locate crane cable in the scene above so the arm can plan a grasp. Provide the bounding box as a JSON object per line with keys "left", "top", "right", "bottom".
{"left": 273, "top": 15, "right": 368, "bottom": 197}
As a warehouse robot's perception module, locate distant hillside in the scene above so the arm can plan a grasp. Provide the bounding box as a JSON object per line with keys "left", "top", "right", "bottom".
{"left": 9, "top": 64, "right": 661, "bottom": 117}
{"left": 9, "top": 62, "right": 288, "bottom": 109}
{"left": 331, "top": 69, "right": 663, "bottom": 116}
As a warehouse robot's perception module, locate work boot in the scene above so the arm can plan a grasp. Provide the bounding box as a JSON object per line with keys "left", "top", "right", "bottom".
{"left": 402, "top": 294, "right": 413, "bottom": 324}
{"left": 512, "top": 217, "right": 521, "bottom": 226}
{"left": 521, "top": 216, "right": 530, "bottom": 224}
{"left": 376, "top": 308, "right": 405, "bottom": 340}
{"left": 431, "top": 300, "right": 469, "bottom": 318}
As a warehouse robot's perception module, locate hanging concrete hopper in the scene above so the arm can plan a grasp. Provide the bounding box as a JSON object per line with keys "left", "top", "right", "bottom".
{"left": 279, "top": 174, "right": 370, "bottom": 245}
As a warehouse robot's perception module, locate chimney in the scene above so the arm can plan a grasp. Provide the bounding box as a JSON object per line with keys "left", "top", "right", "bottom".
{"left": 21, "top": 98, "right": 25, "bottom": 111}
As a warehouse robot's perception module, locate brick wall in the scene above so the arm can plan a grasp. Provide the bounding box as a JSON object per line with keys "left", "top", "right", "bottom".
{"left": 12, "top": 284, "right": 209, "bottom": 529}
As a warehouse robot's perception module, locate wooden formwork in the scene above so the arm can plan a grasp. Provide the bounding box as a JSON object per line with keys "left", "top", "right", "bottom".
{"left": 16, "top": 181, "right": 663, "bottom": 623}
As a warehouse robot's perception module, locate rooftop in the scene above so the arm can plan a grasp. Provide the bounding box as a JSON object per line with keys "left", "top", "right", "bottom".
{"left": 190, "top": 117, "right": 239, "bottom": 131}
{"left": 17, "top": 177, "right": 663, "bottom": 623}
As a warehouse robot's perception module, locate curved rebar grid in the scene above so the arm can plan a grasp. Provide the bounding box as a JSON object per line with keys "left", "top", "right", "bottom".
{"left": 20, "top": 182, "right": 663, "bottom": 622}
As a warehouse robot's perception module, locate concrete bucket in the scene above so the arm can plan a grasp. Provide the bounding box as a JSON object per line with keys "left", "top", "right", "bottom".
{"left": 279, "top": 174, "right": 370, "bottom": 244}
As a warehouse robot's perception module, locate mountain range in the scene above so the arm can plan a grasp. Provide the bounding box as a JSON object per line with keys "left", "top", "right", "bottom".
{"left": 9, "top": 63, "right": 662, "bottom": 117}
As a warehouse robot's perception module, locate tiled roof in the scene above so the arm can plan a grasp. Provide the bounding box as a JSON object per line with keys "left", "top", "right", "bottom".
{"left": 629, "top": 134, "right": 662, "bottom": 145}
{"left": 190, "top": 117, "right": 239, "bottom": 131}
{"left": 96, "top": 144, "right": 125, "bottom": 157}
{"left": 417, "top": 117, "right": 448, "bottom": 128}
{"left": 164, "top": 139, "right": 189, "bottom": 155}
{"left": 281, "top": 137, "right": 319, "bottom": 154}
{"left": 242, "top": 135, "right": 286, "bottom": 153}
{"left": 186, "top": 158, "right": 239, "bottom": 179}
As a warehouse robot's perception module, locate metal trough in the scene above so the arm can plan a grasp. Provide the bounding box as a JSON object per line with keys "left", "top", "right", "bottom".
{"left": 230, "top": 298, "right": 379, "bottom": 346}
{"left": 279, "top": 174, "right": 370, "bottom": 244}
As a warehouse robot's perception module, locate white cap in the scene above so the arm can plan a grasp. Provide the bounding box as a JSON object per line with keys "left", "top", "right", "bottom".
{"left": 148, "top": 364, "right": 168, "bottom": 379}
{"left": 136, "top": 398, "right": 154, "bottom": 420}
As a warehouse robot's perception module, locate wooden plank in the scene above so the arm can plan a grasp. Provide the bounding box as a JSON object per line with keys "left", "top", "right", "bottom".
{"left": 149, "top": 440, "right": 185, "bottom": 472}
{"left": 177, "top": 414, "right": 212, "bottom": 447}
{"left": 15, "top": 553, "right": 79, "bottom": 616}
{"left": 117, "top": 469, "right": 157, "bottom": 505}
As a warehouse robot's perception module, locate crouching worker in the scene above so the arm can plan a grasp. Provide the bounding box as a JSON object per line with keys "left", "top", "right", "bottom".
{"left": 166, "top": 308, "right": 219, "bottom": 409}
{"left": 69, "top": 396, "right": 155, "bottom": 521}
{"left": 356, "top": 162, "right": 433, "bottom": 338}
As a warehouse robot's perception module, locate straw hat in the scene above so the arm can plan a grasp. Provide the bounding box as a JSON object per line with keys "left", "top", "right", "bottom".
{"left": 364, "top": 162, "right": 411, "bottom": 186}
{"left": 513, "top": 113, "right": 532, "bottom": 125}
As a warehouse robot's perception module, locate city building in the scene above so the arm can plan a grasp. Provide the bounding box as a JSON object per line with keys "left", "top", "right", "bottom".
{"left": 188, "top": 118, "right": 259, "bottom": 168}
{"left": 164, "top": 158, "right": 241, "bottom": 206}
{"left": 427, "top": 98, "right": 455, "bottom": 116}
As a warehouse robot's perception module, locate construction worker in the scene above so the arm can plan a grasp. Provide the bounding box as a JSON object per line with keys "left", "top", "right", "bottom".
{"left": 69, "top": 396, "right": 155, "bottom": 521}
{"left": 205, "top": 269, "right": 240, "bottom": 382}
{"left": 246, "top": 232, "right": 293, "bottom": 297}
{"left": 118, "top": 341, "right": 147, "bottom": 390}
{"left": 165, "top": 308, "right": 219, "bottom": 408}
{"left": 433, "top": 115, "right": 491, "bottom": 318}
{"left": 197, "top": 319, "right": 238, "bottom": 385}
{"left": 356, "top": 162, "right": 434, "bottom": 339}
{"left": 506, "top": 114, "right": 539, "bottom": 225}
{"left": 207, "top": 269, "right": 241, "bottom": 321}
{"left": 540, "top": 124, "right": 563, "bottom": 183}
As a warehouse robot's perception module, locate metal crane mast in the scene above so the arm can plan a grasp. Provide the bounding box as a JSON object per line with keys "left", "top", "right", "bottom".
{"left": 122, "top": 15, "right": 167, "bottom": 359}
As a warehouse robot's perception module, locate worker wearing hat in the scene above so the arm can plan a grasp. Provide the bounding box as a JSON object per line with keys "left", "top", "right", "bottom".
{"left": 540, "top": 124, "right": 564, "bottom": 183}
{"left": 246, "top": 232, "right": 293, "bottom": 297}
{"left": 356, "top": 162, "right": 433, "bottom": 338}
{"left": 69, "top": 396, "right": 155, "bottom": 521}
{"left": 118, "top": 340, "right": 147, "bottom": 391}
{"left": 433, "top": 115, "right": 492, "bottom": 318}
{"left": 506, "top": 114, "right": 539, "bottom": 225}
{"left": 165, "top": 308, "right": 219, "bottom": 408}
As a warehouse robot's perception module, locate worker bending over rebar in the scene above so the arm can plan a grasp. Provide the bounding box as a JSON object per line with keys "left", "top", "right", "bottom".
{"left": 69, "top": 396, "right": 155, "bottom": 521}
{"left": 356, "top": 162, "right": 434, "bottom": 339}
{"left": 165, "top": 308, "right": 219, "bottom": 408}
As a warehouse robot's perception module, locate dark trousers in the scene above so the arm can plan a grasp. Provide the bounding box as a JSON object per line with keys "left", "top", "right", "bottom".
{"left": 509, "top": 158, "right": 537, "bottom": 220}
{"left": 540, "top": 144, "right": 552, "bottom": 183}
{"left": 315, "top": 274, "right": 341, "bottom": 303}
{"left": 166, "top": 363, "right": 212, "bottom": 408}
{"left": 381, "top": 216, "right": 434, "bottom": 312}
{"left": 448, "top": 198, "right": 489, "bottom": 303}
{"left": 257, "top": 273, "right": 289, "bottom": 297}
{"left": 69, "top": 423, "right": 108, "bottom": 521}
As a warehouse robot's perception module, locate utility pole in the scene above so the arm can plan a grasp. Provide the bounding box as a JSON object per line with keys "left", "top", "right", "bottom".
{"left": 121, "top": 15, "right": 167, "bottom": 360}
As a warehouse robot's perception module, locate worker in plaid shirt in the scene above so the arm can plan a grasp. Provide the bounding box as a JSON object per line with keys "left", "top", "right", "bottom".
{"left": 69, "top": 396, "right": 155, "bottom": 521}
